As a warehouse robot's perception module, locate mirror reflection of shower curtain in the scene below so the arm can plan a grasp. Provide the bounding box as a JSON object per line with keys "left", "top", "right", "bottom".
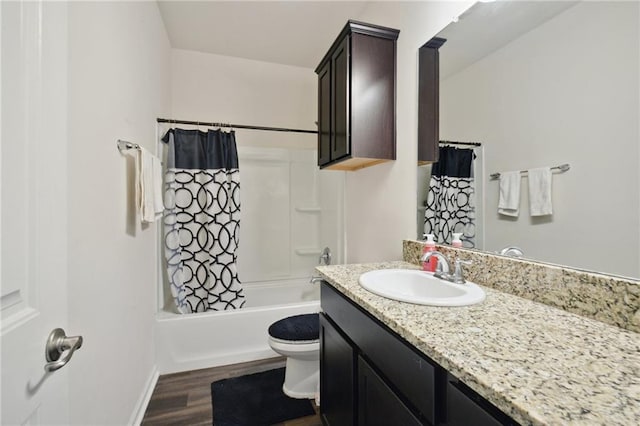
{"left": 162, "top": 128, "right": 245, "bottom": 313}
{"left": 424, "top": 146, "right": 476, "bottom": 248}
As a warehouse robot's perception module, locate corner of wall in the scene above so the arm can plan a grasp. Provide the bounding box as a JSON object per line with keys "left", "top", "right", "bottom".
{"left": 128, "top": 366, "right": 160, "bottom": 426}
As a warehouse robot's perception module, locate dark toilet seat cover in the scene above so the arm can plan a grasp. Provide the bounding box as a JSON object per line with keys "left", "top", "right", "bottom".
{"left": 268, "top": 313, "right": 319, "bottom": 342}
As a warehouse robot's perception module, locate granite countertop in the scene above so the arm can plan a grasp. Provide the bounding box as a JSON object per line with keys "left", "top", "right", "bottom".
{"left": 316, "top": 261, "right": 640, "bottom": 426}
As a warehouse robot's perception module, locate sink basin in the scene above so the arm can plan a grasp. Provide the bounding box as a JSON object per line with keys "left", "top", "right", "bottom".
{"left": 358, "top": 269, "right": 485, "bottom": 307}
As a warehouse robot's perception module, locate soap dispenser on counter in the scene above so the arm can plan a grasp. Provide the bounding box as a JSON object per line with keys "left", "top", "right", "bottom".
{"left": 452, "top": 233, "right": 463, "bottom": 248}
{"left": 422, "top": 234, "right": 437, "bottom": 272}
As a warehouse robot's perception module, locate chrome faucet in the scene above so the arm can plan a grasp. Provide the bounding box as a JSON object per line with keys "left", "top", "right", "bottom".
{"left": 421, "top": 250, "right": 472, "bottom": 284}
{"left": 421, "top": 250, "right": 450, "bottom": 278}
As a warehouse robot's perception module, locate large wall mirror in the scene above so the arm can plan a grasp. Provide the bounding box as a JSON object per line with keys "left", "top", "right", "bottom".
{"left": 418, "top": 1, "right": 639, "bottom": 279}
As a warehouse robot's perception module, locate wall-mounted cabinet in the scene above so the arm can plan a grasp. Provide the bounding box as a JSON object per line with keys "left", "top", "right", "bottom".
{"left": 418, "top": 37, "right": 446, "bottom": 165}
{"left": 315, "top": 21, "right": 399, "bottom": 171}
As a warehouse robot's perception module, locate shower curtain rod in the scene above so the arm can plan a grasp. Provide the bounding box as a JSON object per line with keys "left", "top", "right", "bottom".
{"left": 439, "top": 140, "right": 482, "bottom": 147}
{"left": 157, "top": 117, "right": 318, "bottom": 135}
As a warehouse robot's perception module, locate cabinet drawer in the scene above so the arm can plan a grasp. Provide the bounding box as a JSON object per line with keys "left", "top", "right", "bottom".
{"left": 358, "top": 356, "right": 423, "bottom": 426}
{"left": 321, "top": 282, "right": 438, "bottom": 424}
{"left": 446, "top": 376, "right": 518, "bottom": 426}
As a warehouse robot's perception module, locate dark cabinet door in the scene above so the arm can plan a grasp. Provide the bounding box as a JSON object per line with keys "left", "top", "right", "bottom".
{"left": 446, "top": 376, "right": 517, "bottom": 426}
{"left": 418, "top": 37, "right": 446, "bottom": 164}
{"left": 331, "top": 35, "right": 350, "bottom": 162}
{"left": 322, "top": 282, "right": 438, "bottom": 424}
{"left": 320, "top": 313, "right": 355, "bottom": 426}
{"left": 318, "top": 61, "right": 332, "bottom": 166}
{"left": 358, "top": 356, "right": 423, "bottom": 426}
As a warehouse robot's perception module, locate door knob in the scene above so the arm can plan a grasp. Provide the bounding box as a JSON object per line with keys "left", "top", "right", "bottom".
{"left": 44, "top": 328, "right": 83, "bottom": 372}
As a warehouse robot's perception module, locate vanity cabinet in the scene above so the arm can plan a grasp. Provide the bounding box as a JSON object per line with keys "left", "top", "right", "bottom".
{"left": 320, "top": 281, "right": 518, "bottom": 426}
{"left": 446, "top": 375, "right": 516, "bottom": 426}
{"left": 319, "top": 314, "right": 355, "bottom": 426}
{"left": 315, "top": 20, "right": 399, "bottom": 171}
{"left": 418, "top": 37, "right": 446, "bottom": 165}
{"left": 358, "top": 356, "right": 423, "bottom": 426}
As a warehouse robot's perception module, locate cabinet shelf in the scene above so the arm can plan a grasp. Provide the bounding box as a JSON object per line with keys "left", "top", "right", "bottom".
{"left": 294, "top": 248, "right": 323, "bottom": 256}
{"left": 295, "top": 207, "right": 322, "bottom": 213}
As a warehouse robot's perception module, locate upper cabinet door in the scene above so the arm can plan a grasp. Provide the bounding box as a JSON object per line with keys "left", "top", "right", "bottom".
{"left": 317, "top": 61, "right": 332, "bottom": 166}
{"left": 418, "top": 37, "right": 446, "bottom": 165}
{"left": 331, "top": 36, "right": 350, "bottom": 162}
{"left": 315, "top": 20, "right": 399, "bottom": 171}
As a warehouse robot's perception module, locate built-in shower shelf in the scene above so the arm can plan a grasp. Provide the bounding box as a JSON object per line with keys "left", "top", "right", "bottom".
{"left": 295, "top": 206, "right": 322, "bottom": 213}
{"left": 295, "top": 248, "right": 323, "bottom": 256}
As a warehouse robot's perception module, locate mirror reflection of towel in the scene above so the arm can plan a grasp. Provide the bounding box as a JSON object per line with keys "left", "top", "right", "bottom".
{"left": 528, "top": 167, "right": 552, "bottom": 216}
{"left": 498, "top": 171, "right": 521, "bottom": 217}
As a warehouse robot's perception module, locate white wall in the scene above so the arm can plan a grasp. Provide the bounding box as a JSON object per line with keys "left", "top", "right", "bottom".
{"left": 440, "top": 2, "right": 640, "bottom": 278}
{"left": 170, "top": 49, "right": 317, "bottom": 149}
{"left": 343, "top": 1, "right": 474, "bottom": 262}
{"left": 67, "top": 2, "right": 170, "bottom": 424}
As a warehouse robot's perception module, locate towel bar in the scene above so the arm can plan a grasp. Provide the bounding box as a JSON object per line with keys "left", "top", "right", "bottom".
{"left": 490, "top": 163, "right": 570, "bottom": 180}
{"left": 117, "top": 139, "right": 140, "bottom": 152}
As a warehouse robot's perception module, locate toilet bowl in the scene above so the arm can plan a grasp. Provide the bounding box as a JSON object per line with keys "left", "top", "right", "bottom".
{"left": 268, "top": 313, "right": 319, "bottom": 399}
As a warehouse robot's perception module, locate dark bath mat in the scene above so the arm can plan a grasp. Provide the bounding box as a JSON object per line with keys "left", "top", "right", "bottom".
{"left": 211, "top": 367, "right": 315, "bottom": 426}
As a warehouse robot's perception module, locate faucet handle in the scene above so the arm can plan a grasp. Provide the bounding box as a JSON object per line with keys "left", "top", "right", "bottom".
{"left": 452, "top": 259, "right": 472, "bottom": 284}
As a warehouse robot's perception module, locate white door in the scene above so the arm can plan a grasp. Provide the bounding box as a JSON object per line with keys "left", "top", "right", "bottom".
{"left": 1, "top": 1, "right": 74, "bottom": 424}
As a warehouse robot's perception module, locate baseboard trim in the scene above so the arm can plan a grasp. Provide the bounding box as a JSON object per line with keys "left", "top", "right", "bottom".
{"left": 129, "top": 365, "right": 159, "bottom": 426}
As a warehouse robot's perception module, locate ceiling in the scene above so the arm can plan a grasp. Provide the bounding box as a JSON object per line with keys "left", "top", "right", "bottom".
{"left": 158, "top": 1, "right": 579, "bottom": 75}
{"left": 157, "top": 1, "right": 370, "bottom": 69}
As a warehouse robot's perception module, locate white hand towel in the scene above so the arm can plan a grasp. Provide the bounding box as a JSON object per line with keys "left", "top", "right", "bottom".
{"left": 528, "top": 167, "right": 552, "bottom": 216}
{"left": 498, "top": 171, "right": 521, "bottom": 217}
{"left": 126, "top": 147, "right": 163, "bottom": 223}
{"left": 152, "top": 155, "right": 164, "bottom": 219}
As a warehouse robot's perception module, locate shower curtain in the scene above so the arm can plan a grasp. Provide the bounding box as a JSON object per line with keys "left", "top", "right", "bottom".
{"left": 424, "top": 146, "right": 476, "bottom": 248}
{"left": 162, "top": 128, "right": 245, "bottom": 313}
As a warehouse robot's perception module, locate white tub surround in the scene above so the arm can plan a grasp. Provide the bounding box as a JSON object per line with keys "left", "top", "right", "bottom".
{"left": 316, "top": 261, "right": 640, "bottom": 426}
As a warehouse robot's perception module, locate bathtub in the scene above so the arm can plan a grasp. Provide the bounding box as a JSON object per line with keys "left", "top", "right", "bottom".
{"left": 155, "top": 278, "right": 320, "bottom": 374}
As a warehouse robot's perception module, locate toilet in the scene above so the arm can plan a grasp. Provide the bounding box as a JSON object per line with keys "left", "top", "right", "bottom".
{"left": 268, "top": 313, "right": 320, "bottom": 399}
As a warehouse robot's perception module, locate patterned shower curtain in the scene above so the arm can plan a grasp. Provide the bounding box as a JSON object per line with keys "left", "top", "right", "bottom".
{"left": 162, "top": 128, "right": 245, "bottom": 313}
{"left": 424, "top": 146, "right": 476, "bottom": 248}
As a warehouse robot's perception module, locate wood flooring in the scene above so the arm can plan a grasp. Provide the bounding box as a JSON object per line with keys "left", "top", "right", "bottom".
{"left": 141, "top": 357, "right": 322, "bottom": 426}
